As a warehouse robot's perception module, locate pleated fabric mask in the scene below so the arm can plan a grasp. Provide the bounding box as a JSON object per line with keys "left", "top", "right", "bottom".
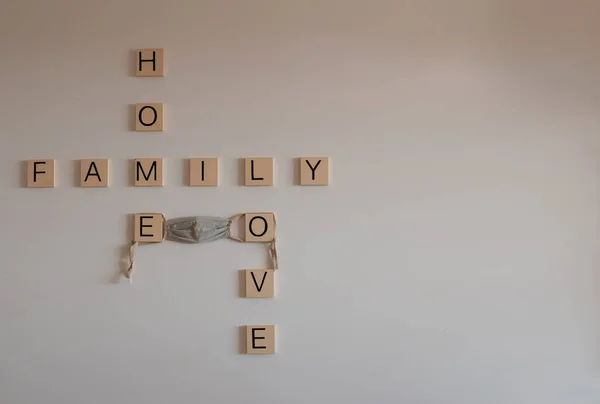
{"left": 126, "top": 213, "right": 278, "bottom": 282}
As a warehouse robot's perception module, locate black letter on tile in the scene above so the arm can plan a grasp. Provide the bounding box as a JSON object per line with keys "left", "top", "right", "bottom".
{"left": 305, "top": 159, "right": 322, "bottom": 180}
{"left": 140, "top": 216, "right": 153, "bottom": 237}
{"left": 249, "top": 216, "right": 268, "bottom": 238}
{"left": 33, "top": 161, "right": 46, "bottom": 182}
{"left": 138, "top": 51, "right": 156, "bottom": 72}
{"left": 138, "top": 106, "right": 158, "bottom": 127}
{"left": 251, "top": 160, "right": 264, "bottom": 181}
{"left": 250, "top": 271, "right": 268, "bottom": 292}
{"left": 84, "top": 161, "right": 101, "bottom": 182}
{"left": 137, "top": 161, "right": 157, "bottom": 182}
{"left": 251, "top": 327, "right": 266, "bottom": 349}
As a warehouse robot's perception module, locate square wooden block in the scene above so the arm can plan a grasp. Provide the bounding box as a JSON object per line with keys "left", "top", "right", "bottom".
{"left": 245, "top": 270, "right": 275, "bottom": 298}
{"left": 135, "top": 103, "right": 164, "bottom": 131}
{"left": 134, "top": 158, "right": 164, "bottom": 187}
{"left": 245, "top": 213, "right": 275, "bottom": 242}
{"left": 189, "top": 158, "right": 218, "bottom": 186}
{"left": 80, "top": 159, "right": 109, "bottom": 187}
{"left": 27, "top": 159, "right": 55, "bottom": 188}
{"left": 244, "top": 157, "right": 274, "bottom": 186}
{"left": 136, "top": 48, "right": 164, "bottom": 77}
{"left": 246, "top": 325, "right": 275, "bottom": 354}
{"left": 300, "top": 157, "right": 330, "bottom": 186}
{"left": 133, "top": 213, "right": 164, "bottom": 243}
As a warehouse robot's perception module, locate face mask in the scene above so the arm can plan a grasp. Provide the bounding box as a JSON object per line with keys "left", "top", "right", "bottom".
{"left": 126, "top": 213, "right": 278, "bottom": 282}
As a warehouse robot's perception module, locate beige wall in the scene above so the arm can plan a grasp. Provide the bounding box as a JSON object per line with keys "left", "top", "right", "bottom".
{"left": 1, "top": 1, "right": 600, "bottom": 403}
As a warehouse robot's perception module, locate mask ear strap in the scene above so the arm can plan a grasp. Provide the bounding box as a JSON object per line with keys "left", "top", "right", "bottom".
{"left": 126, "top": 214, "right": 167, "bottom": 283}
{"left": 269, "top": 238, "right": 278, "bottom": 270}
{"left": 269, "top": 214, "right": 278, "bottom": 270}
{"left": 126, "top": 241, "right": 138, "bottom": 283}
{"left": 227, "top": 214, "right": 245, "bottom": 242}
{"left": 229, "top": 213, "right": 279, "bottom": 270}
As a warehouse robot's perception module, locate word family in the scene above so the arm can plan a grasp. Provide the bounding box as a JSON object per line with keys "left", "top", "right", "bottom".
{"left": 24, "top": 157, "right": 330, "bottom": 188}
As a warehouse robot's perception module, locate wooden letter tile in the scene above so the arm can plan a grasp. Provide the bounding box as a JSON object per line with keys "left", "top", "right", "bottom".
{"left": 245, "top": 270, "right": 275, "bottom": 298}
{"left": 27, "top": 159, "right": 55, "bottom": 188}
{"left": 246, "top": 325, "right": 275, "bottom": 354}
{"left": 133, "top": 213, "right": 164, "bottom": 243}
{"left": 189, "top": 157, "right": 218, "bottom": 186}
{"left": 300, "top": 157, "right": 330, "bottom": 186}
{"left": 244, "top": 157, "right": 274, "bottom": 186}
{"left": 134, "top": 158, "right": 164, "bottom": 187}
{"left": 136, "top": 48, "right": 164, "bottom": 77}
{"left": 80, "top": 159, "right": 109, "bottom": 187}
{"left": 135, "top": 103, "right": 164, "bottom": 131}
{"left": 245, "top": 213, "right": 275, "bottom": 242}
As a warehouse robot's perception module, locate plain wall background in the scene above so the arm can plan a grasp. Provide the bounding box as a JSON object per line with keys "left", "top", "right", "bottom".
{"left": 1, "top": 0, "right": 600, "bottom": 403}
